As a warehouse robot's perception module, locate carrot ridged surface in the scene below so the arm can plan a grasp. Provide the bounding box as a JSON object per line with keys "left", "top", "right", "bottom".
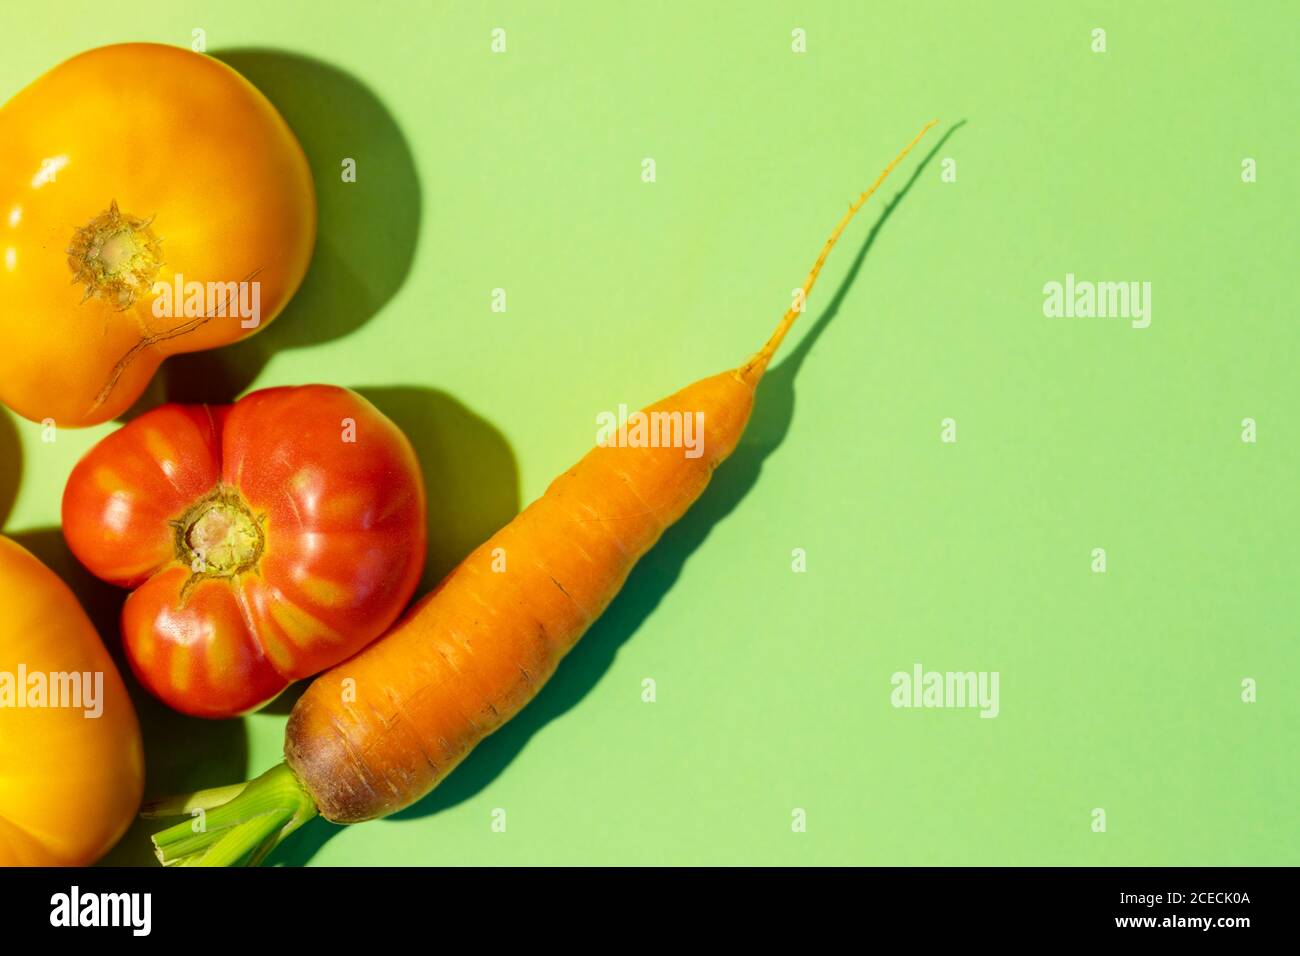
{"left": 286, "top": 370, "right": 756, "bottom": 821}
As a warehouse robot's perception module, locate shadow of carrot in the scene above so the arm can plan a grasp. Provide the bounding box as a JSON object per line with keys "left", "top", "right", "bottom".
{"left": 274, "top": 122, "right": 966, "bottom": 863}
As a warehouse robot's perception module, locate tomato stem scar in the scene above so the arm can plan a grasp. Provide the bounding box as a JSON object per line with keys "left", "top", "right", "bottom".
{"left": 172, "top": 485, "right": 264, "bottom": 586}
{"left": 66, "top": 199, "right": 163, "bottom": 310}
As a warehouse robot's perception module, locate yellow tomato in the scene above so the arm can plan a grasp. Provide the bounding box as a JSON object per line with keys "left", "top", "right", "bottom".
{"left": 0, "top": 535, "right": 144, "bottom": 864}
{"left": 0, "top": 43, "right": 315, "bottom": 427}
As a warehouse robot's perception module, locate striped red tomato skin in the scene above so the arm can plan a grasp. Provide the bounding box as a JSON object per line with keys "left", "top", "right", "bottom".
{"left": 62, "top": 384, "right": 426, "bottom": 718}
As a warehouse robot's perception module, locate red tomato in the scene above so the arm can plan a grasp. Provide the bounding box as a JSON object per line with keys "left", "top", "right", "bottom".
{"left": 62, "top": 385, "right": 426, "bottom": 718}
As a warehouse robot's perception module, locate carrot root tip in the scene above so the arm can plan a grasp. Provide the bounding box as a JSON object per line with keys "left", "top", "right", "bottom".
{"left": 739, "top": 119, "right": 939, "bottom": 383}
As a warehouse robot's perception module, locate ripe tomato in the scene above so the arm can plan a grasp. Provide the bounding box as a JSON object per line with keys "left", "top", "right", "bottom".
{"left": 61, "top": 385, "right": 426, "bottom": 718}
{"left": 0, "top": 43, "right": 315, "bottom": 427}
{"left": 0, "top": 535, "right": 144, "bottom": 865}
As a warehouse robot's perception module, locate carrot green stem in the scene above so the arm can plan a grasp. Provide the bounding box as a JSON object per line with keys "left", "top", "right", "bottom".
{"left": 140, "top": 782, "right": 249, "bottom": 818}
{"left": 149, "top": 763, "right": 318, "bottom": 867}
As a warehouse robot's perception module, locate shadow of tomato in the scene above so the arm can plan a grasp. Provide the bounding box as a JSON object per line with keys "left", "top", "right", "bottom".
{"left": 0, "top": 408, "right": 19, "bottom": 529}
{"left": 121, "top": 48, "right": 422, "bottom": 413}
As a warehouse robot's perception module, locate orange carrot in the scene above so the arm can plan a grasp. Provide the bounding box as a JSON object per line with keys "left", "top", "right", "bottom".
{"left": 148, "top": 120, "right": 938, "bottom": 864}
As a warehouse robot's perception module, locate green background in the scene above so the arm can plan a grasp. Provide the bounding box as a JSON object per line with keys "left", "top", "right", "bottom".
{"left": 1, "top": 1, "right": 1296, "bottom": 865}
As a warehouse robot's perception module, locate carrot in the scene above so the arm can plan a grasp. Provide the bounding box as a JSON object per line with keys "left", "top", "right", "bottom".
{"left": 148, "top": 120, "right": 938, "bottom": 865}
